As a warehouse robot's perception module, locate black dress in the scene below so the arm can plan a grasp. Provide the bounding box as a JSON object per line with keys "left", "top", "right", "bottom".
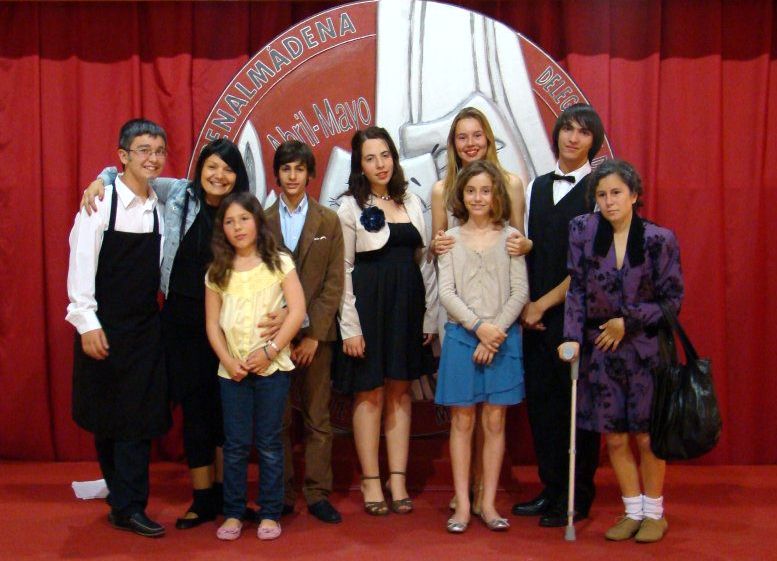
{"left": 161, "top": 202, "right": 223, "bottom": 468}
{"left": 334, "top": 222, "right": 427, "bottom": 394}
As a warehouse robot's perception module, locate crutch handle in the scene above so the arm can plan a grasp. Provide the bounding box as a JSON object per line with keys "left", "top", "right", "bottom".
{"left": 560, "top": 344, "right": 576, "bottom": 361}
{"left": 559, "top": 343, "right": 580, "bottom": 381}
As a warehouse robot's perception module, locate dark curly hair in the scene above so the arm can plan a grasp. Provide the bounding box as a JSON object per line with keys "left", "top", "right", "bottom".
{"left": 342, "top": 126, "right": 407, "bottom": 209}
{"left": 450, "top": 160, "right": 512, "bottom": 225}
{"left": 207, "top": 192, "right": 284, "bottom": 289}
{"left": 588, "top": 158, "right": 644, "bottom": 209}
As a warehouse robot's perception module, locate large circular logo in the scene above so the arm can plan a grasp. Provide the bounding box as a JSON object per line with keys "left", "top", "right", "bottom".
{"left": 191, "top": 0, "right": 613, "bottom": 435}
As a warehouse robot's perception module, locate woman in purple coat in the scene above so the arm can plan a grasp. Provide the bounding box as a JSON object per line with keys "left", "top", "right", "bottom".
{"left": 559, "top": 160, "right": 683, "bottom": 544}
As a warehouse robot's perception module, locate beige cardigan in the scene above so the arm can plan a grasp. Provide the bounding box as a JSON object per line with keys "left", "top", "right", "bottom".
{"left": 437, "top": 226, "right": 529, "bottom": 332}
{"left": 337, "top": 192, "right": 438, "bottom": 339}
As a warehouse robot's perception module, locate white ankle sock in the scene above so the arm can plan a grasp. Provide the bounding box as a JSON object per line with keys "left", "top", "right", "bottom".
{"left": 623, "top": 495, "right": 644, "bottom": 521}
{"left": 643, "top": 495, "right": 664, "bottom": 520}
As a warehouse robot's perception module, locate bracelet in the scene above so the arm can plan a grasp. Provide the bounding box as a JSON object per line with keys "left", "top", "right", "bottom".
{"left": 472, "top": 320, "right": 483, "bottom": 332}
{"left": 262, "top": 346, "right": 272, "bottom": 361}
{"left": 268, "top": 340, "right": 280, "bottom": 353}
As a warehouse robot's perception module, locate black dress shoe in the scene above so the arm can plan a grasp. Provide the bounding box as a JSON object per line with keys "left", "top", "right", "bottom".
{"left": 539, "top": 507, "right": 588, "bottom": 528}
{"left": 109, "top": 511, "right": 165, "bottom": 538}
{"left": 308, "top": 499, "right": 342, "bottom": 524}
{"left": 512, "top": 495, "right": 552, "bottom": 516}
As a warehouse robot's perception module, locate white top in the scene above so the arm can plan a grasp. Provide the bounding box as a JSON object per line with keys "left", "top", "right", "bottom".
{"left": 437, "top": 226, "right": 529, "bottom": 332}
{"left": 524, "top": 161, "right": 591, "bottom": 237}
{"left": 66, "top": 176, "right": 163, "bottom": 334}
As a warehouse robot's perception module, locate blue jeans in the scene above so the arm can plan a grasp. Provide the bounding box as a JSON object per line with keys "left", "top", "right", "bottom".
{"left": 220, "top": 372, "right": 290, "bottom": 521}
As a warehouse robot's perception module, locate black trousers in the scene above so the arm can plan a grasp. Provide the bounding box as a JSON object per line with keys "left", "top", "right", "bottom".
{"left": 523, "top": 319, "right": 600, "bottom": 512}
{"left": 94, "top": 436, "right": 151, "bottom": 516}
{"left": 163, "top": 294, "right": 223, "bottom": 469}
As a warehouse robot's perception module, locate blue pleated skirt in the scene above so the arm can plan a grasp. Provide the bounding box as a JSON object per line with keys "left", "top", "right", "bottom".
{"left": 435, "top": 322, "right": 525, "bottom": 407}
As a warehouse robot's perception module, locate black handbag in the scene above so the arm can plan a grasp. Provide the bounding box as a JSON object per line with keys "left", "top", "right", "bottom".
{"left": 649, "top": 301, "right": 722, "bottom": 461}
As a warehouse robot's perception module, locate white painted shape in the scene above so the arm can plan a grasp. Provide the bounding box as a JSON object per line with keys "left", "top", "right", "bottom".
{"left": 236, "top": 120, "right": 267, "bottom": 203}
{"left": 263, "top": 190, "right": 277, "bottom": 209}
{"left": 400, "top": 152, "right": 437, "bottom": 238}
{"left": 319, "top": 145, "right": 352, "bottom": 210}
{"left": 375, "top": 0, "right": 413, "bottom": 143}
{"left": 416, "top": 2, "right": 477, "bottom": 122}
{"left": 492, "top": 22, "right": 556, "bottom": 177}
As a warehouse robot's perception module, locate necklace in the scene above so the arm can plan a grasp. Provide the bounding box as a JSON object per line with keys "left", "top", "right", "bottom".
{"left": 371, "top": 192, "right": 391, "bottom": 201}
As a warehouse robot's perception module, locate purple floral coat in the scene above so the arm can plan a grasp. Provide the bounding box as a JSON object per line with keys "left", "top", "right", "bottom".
{"left": 564, "top": 212, "right": 684, "bottom": 433}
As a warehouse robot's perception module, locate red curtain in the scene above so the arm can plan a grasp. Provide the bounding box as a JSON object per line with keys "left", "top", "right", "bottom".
{"left": 1, "top": 0, "right": 774, "bottom": 464}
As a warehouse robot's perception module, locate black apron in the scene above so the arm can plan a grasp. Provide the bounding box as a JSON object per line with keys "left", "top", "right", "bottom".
{"left": 72, "top": 186, "right": 171, "bottom": 439}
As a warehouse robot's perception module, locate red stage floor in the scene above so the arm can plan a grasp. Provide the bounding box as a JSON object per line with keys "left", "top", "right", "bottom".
{"left": 0, "top": 461, "right": 773, "bottom": 560}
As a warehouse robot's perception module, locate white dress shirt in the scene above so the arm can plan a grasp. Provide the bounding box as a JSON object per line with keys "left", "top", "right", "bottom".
{"left": 524, "top": 161, "right": 592, "bottom": 238}
{"left": 66, "top": 176, "right": 164, "bottom": 334}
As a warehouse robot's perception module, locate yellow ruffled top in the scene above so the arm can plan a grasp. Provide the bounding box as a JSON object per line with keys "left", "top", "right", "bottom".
{"left": 205, "top": 254, "right": 295, "bottom": 378}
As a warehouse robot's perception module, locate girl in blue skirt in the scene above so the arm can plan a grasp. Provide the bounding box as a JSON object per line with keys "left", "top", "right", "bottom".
{"left": 435, "top": 161, "right": 529, "bottom": 533}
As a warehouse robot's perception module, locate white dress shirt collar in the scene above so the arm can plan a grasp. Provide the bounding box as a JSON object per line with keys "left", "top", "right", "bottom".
{"left": 554, "top": 161, "right": 592, "bottom": 185}
{"left": 115, "top": 175, "right": 159, "bottom": 210}
{"left": 552, "top": 160, "right": 592, "bottom": 206}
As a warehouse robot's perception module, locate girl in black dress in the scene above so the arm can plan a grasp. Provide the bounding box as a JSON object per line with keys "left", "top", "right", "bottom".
{"left": 335, "top": 127, "right": 437, "bottom": 516}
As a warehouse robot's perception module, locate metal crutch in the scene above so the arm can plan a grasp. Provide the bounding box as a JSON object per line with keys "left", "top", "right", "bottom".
{"left": 559, "top": 343, "right": 580, "bottom": 541}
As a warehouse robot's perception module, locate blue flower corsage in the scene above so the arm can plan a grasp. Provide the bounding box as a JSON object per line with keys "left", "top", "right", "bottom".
{"left": 360, "top": 206, "right": 385, "bottom": 232}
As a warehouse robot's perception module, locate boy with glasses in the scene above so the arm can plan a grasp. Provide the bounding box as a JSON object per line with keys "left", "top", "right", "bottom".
{"left": 67, "top": 118, "right": 171, "bottom": 537}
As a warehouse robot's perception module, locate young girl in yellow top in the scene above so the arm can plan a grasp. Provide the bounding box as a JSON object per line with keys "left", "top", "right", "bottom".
{"left": 205, "top": 192, "right": 305, "bottom": 542}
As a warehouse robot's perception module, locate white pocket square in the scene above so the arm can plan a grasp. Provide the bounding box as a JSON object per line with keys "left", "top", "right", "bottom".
{"left": 313, "top": 236, "right": 327, "bottom": 241}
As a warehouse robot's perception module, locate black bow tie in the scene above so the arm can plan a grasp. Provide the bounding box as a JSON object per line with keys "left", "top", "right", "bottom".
{"left": 551, "top": 173, "right": 576, "bottom": 183}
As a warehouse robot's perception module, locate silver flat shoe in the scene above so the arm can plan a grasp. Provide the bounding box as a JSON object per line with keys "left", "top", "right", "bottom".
{"left": 446, "top": 517, "right": 468, "bottom": 534}
{"left": 480, "top": 515, "right": 510, "bottom": 531}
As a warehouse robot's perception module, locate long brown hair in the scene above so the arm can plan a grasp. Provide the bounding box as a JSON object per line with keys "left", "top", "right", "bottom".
{"left": 343, "top": 126, "right": 407, "bottom": 209}
{"left": 443, "top": 107, "right": 509, "bottom": 212}
{"left": 449, "top": 160, "right": 511, "bottom": 225}
{"left": 207, "top": 192, "right": 284, "bottom": 289}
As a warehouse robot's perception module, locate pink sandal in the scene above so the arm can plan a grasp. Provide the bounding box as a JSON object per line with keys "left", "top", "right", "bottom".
{"left": 257, "top": 521, "right": 282, "bottom": 541}
{"left": 216, "top": 520, "right": 243, "bottom": 541}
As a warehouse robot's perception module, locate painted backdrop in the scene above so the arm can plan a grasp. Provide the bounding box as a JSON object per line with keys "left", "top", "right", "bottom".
{"left": 1, "top": 0, "right": 775, "bottom": 465}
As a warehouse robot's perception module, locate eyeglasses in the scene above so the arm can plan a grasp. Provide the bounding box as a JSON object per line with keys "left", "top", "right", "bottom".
{"left": 126, "top": 147, "right": 168, "bottom": 159}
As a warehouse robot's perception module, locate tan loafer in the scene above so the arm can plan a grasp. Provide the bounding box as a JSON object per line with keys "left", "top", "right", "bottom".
{"left": 605, "top": 515, "right": 643, "bottom": 541}
{"left": 635, "top": 516, "right": 668, "bottom": 543}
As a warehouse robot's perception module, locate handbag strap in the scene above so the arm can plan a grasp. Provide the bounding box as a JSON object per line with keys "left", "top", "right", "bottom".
{"left": 658, "top": 300, "right": 699, "bottom": 363}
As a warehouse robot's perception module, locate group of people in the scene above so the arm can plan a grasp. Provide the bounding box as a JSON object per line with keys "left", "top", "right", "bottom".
{"left": 66, "top": 102, "right": 684, "bottom": 545}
